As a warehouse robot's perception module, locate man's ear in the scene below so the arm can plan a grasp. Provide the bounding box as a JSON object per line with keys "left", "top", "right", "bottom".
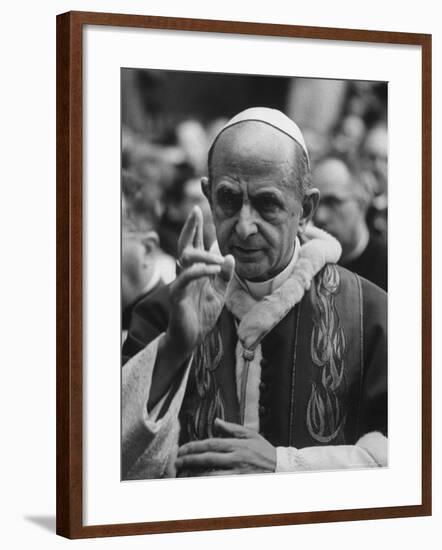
{"left": 201, "top": 177, "right": 212, "bottom": 205}
{"left": 298, "top": 188, "right": 320, "bottom": 233}
{"left": 140, "top": 231, "right": 159, "bottom": 256}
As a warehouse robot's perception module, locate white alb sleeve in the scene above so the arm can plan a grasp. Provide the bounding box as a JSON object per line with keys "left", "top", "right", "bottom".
{"left": 276, "top": 432, "right": 388, "bottom": 472}
{"left": 122, "top": 333, "right": 192, "bottom": 479}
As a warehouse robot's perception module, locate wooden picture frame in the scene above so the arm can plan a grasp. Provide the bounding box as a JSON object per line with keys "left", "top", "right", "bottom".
{"left": 56, "top": 10, "right": 432, "bottom": 539}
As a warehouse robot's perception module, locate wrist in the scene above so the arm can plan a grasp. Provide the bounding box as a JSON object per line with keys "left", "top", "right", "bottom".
{"left": 162, "top": 332, "right": 193, "bottom": 367}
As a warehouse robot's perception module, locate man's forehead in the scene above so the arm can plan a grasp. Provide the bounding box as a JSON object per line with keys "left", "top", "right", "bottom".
{"left": 313, "top": 159, "right": 353, "bottom": 193}
{"left": 211, "top": 163, "right": 298, "bottom": 202}
{"left": 211, "top": 121, "right": 297, "bottom": 167}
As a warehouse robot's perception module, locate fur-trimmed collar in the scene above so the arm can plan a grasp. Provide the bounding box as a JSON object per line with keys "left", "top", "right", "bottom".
{"left": 225, "top": 226, "right": 341, "bottom": 354}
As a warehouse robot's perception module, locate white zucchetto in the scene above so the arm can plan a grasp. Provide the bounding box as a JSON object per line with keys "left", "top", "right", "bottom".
{"left": 210, "top": 107, "right": 310, "bottom": 166}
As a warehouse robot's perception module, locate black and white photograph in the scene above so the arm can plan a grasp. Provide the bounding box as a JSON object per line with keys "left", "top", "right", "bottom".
{"left": 120, "top": 68, "right": 388, "bottom": 481}
{"left": 0, "top": 0, "right": 437, "bottom": 544}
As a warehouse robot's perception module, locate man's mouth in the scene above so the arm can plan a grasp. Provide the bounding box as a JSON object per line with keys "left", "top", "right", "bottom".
{"left": 231, "top": 245, "right": 263, "bottom": 259}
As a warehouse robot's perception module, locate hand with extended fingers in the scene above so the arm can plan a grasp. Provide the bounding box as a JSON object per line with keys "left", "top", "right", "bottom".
{"left": 165, "top": 205, "right": 235, "bottom": 360}
{"left": 176, "top": 418, "right": 277, "bottom": 476}
{"left": 148, "top": 206, "right": 235, "bottom": 410}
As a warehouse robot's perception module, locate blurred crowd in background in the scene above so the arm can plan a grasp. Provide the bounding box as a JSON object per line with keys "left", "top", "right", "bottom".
{"left": 122, "top": 69, "right": 388, "bottom": 336}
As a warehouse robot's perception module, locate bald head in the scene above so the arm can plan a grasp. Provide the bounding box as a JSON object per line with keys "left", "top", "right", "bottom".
{"left": 313, "top": 156, "right": 371, "bottom": 210}
{"left": 313, "top": 156, "right": 369, "bottom": 257}
{"left": 208, "top": 120, "right": 310, "bottom": 202}
{"left": 313, "top": 157, "right": 353, "bottom": 195}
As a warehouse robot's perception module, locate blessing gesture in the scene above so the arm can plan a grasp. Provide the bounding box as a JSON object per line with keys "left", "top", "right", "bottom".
{"left": 148, "top": 206, "right": 234, "bottom": 409}
{"left": 168, "top": 205, "right": 235, "bottom": 357}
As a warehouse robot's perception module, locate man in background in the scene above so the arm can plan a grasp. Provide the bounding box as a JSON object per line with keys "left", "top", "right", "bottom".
{"left": 122, "top": 171, "right": 175, "bottom": 341}
{"left": 360, "top": 123, "right": 388, "bottom": 235}
{"left": 159, "top": 163, "right": 216, "bottom": 257}
{"left": 313, "top": 154, "right": 387, "bottom": 291}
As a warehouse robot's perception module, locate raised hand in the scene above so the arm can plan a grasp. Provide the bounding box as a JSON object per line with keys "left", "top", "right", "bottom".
{"left": 165, "top": 206, "right": 235, "bottom": 359}
{"left": 148, "top": 206, "right": 234, "bottom": 410}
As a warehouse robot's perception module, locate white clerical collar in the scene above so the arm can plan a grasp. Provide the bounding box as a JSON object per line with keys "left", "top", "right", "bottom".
{"left": 238, "top": 238, "right": 300, "bottom": 300}
{"left": 209, "top": 238, "right": 300, "bottom": 300}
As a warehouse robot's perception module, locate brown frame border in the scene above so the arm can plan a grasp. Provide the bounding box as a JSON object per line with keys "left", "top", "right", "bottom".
{"left": 56, "top": 10, "right": 432, "bottom": 539}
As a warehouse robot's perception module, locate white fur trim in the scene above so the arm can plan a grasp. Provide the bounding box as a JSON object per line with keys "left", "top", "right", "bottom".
{"left": 356, "top": 432, "right": 388, "bottom": 467}
{"left": 225, "top": 228, "right": 341, "bottom": 351}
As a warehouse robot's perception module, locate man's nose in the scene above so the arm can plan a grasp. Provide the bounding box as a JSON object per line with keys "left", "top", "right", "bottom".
{"left": 235, "top": 203, "right": 258, "bottom": 240}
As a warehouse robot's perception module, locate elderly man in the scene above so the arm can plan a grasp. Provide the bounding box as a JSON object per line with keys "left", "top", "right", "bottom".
{"left": 122, "top": 108, "right": 387, "bottom": 480}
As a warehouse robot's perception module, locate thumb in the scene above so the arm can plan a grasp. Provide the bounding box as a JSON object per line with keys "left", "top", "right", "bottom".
{"left": 220, "top": 254, "right": 235, "bottom": 282}
{"left": 214, "top": 418, "right": 251, "bottom": 439}
{"left": 213, "top": 254, "right": 235, "bottom": 294}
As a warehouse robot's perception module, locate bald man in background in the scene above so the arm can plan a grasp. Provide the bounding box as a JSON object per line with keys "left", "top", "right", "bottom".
{"left": 313, "top": 155, "right": 387, "bottom": 291}
{"left": 122, "top": 108, "right": 387, "bottom": 480}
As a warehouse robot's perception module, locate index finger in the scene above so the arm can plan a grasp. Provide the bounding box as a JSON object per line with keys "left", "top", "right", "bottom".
{"left": 175, "top": 451, "right": 235, "bottom": 471}
{"left": 178, "top": 438, "right": 240, "bottom": 457}
{"left": 192, "top": 205, "right": 204, "bottom": 250}
{"left": 177, "top": 207, "right": 198, "bottom": 255}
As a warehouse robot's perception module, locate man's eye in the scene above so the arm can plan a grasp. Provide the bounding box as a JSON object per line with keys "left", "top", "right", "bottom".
{"left": 253, "top": 196, "right": 280, "bottom": 214}
{"left": 217, "top": 189, "right": 242, "bottom": 211}
{"left": 322, "top": 196, "right": 345, "bottom": 208}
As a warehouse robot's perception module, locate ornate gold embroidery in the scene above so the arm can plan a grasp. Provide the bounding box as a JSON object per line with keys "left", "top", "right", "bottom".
{"left": 307, "top": 265, "right": 346, "bottom": 443}
{"left": 188, "top": 328, "right": 225, "bottom": 439}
